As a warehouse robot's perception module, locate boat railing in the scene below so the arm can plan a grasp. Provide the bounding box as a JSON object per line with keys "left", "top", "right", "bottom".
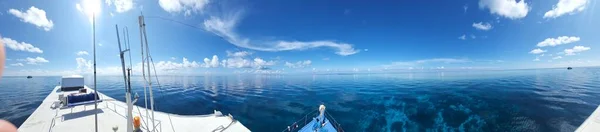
{"left": 324, "top": 111, "right": 344, "bottom": 132}
{"left": 282, "top": 110, "right": 344, "bottom": 132}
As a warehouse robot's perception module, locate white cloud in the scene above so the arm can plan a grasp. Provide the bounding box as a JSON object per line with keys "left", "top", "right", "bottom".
{"left": 553, "top": 56, "right": 563, "bottom": 59}
{"left": 470, "top": 34, "right": 476, "bottom": 39}
{"left": 226, "top": 51, "right": 252, "bottom": 57}
{"left": 76, "top": 51, "right": 89, "bottom": 56}
{"left": 472, "top": 22, "right": 493, "bottom": 30}
{"left": 564, "top": 46, "right": 590, "bottom": 55}
{"left": 106, "top": 0, "right": 134, "bottom": 13}
{"left": 18, "top": 57, "right": 49, "bottom": 65}
{"left": 458, "top": 34, "right": 466, "bottom": 40}
{"left": 285, "top": 60, "right": 312, "bottom": 68}
{"left": 10, "top": 63, "right": 24, "bottom": 66}
{"left": 1, "top": 37, "right": 43, "bottom": 53}
{"left": 159, "top": 0, "right": 209, "bottom": 14}
{"left": 203, "top": 11, "right": 360, "bottom": 56}
{"left": 253, "top": 58, "right": 276, "bottom": 69}
{"left": 544, "top": 0, "right": 588, "bottom": 18}
{"left": 170, "top": 57, "right": 177, "bottom": 60}
{"left": 222, "top": 51, "right": 278, "bottom": 69}
{"left": 537, "top": 36, "right": 580, "bottom": 47}
{"left": 533, "top": 57, "right": 540, "bottom": 61}
{"left": 8, "top": 6, "right": 54, "bottom": 31}
{"left": 479, "top": 0, "right": 530, "bottom": 19}
{"left": 154, "top": 57, "right": 200, "bottom": 71}
{"left": 76, "top": 57, "right": 92, "bottom": 72}
{"left": 322, "top": 57, "right": 330, "bottom": 61}
{"left": 202, "top": 55, "right": 219, "bottom": 68}
{"left": 529, "top": 48, "right": 546, "bottom": 54}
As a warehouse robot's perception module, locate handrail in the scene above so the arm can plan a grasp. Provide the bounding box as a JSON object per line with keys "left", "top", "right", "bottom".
{"left": 282, "top": 110, "right": 319, "bottom": 132}
{"left": 324, "top": 111, "right": 344, "bottom": 132}
{"left": 282, "top": 110, "right": 344, "bottom": 132}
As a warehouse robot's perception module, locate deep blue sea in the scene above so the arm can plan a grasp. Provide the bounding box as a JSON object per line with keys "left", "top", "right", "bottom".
{"left": 1, "top": 68, "right": 600, "bottom": 132}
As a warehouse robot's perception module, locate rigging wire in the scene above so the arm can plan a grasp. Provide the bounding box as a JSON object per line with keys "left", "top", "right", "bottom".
{"left": 143, "top": 16, "right": 233, "bottom": 42}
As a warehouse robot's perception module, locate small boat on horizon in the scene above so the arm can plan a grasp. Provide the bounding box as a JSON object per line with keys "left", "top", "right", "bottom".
{"left": 27, "top": 76, "right": 32, "bottom": 79}
{"left": 567, "top": 67, "right": 573, "bottom": 70}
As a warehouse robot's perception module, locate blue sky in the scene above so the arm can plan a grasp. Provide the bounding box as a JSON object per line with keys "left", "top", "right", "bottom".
{"left": 0, "top": 0, "right": 598, "bottom": 76}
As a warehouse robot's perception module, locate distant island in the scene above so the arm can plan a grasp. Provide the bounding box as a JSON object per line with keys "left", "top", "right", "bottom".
{"left": 27, "top": 76, "right": 32, "bottom": 79}
{"left": 567, "top": 67, "right": 573, "bottom": 70}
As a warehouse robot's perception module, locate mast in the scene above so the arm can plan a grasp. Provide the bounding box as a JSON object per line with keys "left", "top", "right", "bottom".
{"left": 139, "top": 15, "right": 150, "bottom": 129}
{"left": 93, "top": 14, "right": 98, "bottom": 132}
{"left": 116, "top": 25, "right": 134, "bottom": 132}
{"left": 142, "top": 15, "right": 156, "bottom": 132}
{"left": 139, "top": 15, "right": 156, "bottom": 132}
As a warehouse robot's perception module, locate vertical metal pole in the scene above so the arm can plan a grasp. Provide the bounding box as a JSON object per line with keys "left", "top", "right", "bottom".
{"left": 138, "top": 15, "right": 150, "bottom": 129}
{"left": 141, "top": 16, "right": 156, "bottom": 132}
{"left": 93, "top": 14, "right": 98, "bottom": 132}
{"left": 116, "top": 25, "right": 134, "bottom": 132}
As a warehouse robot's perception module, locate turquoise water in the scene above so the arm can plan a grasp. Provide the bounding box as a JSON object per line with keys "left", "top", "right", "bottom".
{"left": 1, "top": 68, "right": 600, "bottom": 131}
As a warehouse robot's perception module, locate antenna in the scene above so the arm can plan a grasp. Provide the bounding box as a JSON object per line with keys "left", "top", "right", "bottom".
{"left": 139, "top": 14, "right": 157, "bottom": 132}
{"left": 92, "top": 14, "right": 98, "bottom": 132}
{"left": 138, "top": 14, "right": 150, "bottom": 130}
{"left": 116, "top": 24, "right": 134, "bottom": 132}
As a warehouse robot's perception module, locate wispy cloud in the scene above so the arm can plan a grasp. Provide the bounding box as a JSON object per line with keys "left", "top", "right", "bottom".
{"left": 479, "top": 0, "right": 530, "bottom": 19}
{"left": 8, "top": 6, "right": 54, "bottom": 31}
{"left": 105, "top": 0, "right": 134, "bottom": 13}
{"left": 472, "top": 22, "right": 492, "bottom": 30}
{"left": 285, "top": 60, "right": 312, "bottom": 68}
{"left": 529, "top": 48, "right": 546, "bottom": 54}
{"left": 76, "top": 51, "right": 89, "bottom": 56}
{"left": 544, "top": 0, "right": 588, "bottom": 18}
{"left": 537, "top": 36, "right": 580, "bottom": 47}
{"left": 1, "top": 37, "right": 43, "bottom": 53}
{"left": 159, "top": 0, "right": 209, "bottom": 14}
{"left": 564, "top": 46, "right": 590, "bottom": 55}
{"left": 533, "top": 57, "right": 540, "bottom": 61}
{"left": 202, "top": 10, "right": 360, "bottom": 56}
{"left": 458, "top": 34, "right": 467, "bottom": 40}
{"left": 226, "top": 50, "right": 252, "bottom": 57}
{"left": 18, "top": 57, "right": 49, "bottom": 65}
{"left": 552, "top": 56, "right": 563, "bottom": 59}
{"left": 10, "top": 63, "right": 24, "bottom": 66}
{"left": 384, "top": 58, "right": 470, "bottom": 68}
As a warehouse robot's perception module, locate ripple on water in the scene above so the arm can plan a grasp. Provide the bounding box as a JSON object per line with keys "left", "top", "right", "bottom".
{"left": 2, "top": 68, "right": 600, "bottom": 131}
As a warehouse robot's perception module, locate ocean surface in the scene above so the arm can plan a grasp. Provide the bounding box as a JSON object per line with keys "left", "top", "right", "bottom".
{"left": 1, "top": 68, "right": 600, "bottom": 131}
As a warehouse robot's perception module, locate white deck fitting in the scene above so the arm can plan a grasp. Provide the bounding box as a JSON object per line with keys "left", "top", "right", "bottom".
{"left": 18, "top": 86, "right": 250, "bottom": 132}
{"left": 576, "top": 105, "right": 600, "bottom": 132}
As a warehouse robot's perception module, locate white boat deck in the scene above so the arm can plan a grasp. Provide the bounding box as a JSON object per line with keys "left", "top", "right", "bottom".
{"left": 18, "top": 85, "right": 250, "bottom": 132}
{"left": 576, "top": 105, "right": 600, "bottom": 132}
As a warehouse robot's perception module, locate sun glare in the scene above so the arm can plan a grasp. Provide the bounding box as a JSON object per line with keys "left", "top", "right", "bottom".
{"left": 80, "top": 0, "right": 101, "bottom": 23}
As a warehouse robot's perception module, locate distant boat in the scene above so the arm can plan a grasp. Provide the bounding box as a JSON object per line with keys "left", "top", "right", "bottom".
{"left": 567, "top": 67, "right": 573, "bottom": 70}
{"left": 27, "top": 76, "right": 32, "bottom": 79}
